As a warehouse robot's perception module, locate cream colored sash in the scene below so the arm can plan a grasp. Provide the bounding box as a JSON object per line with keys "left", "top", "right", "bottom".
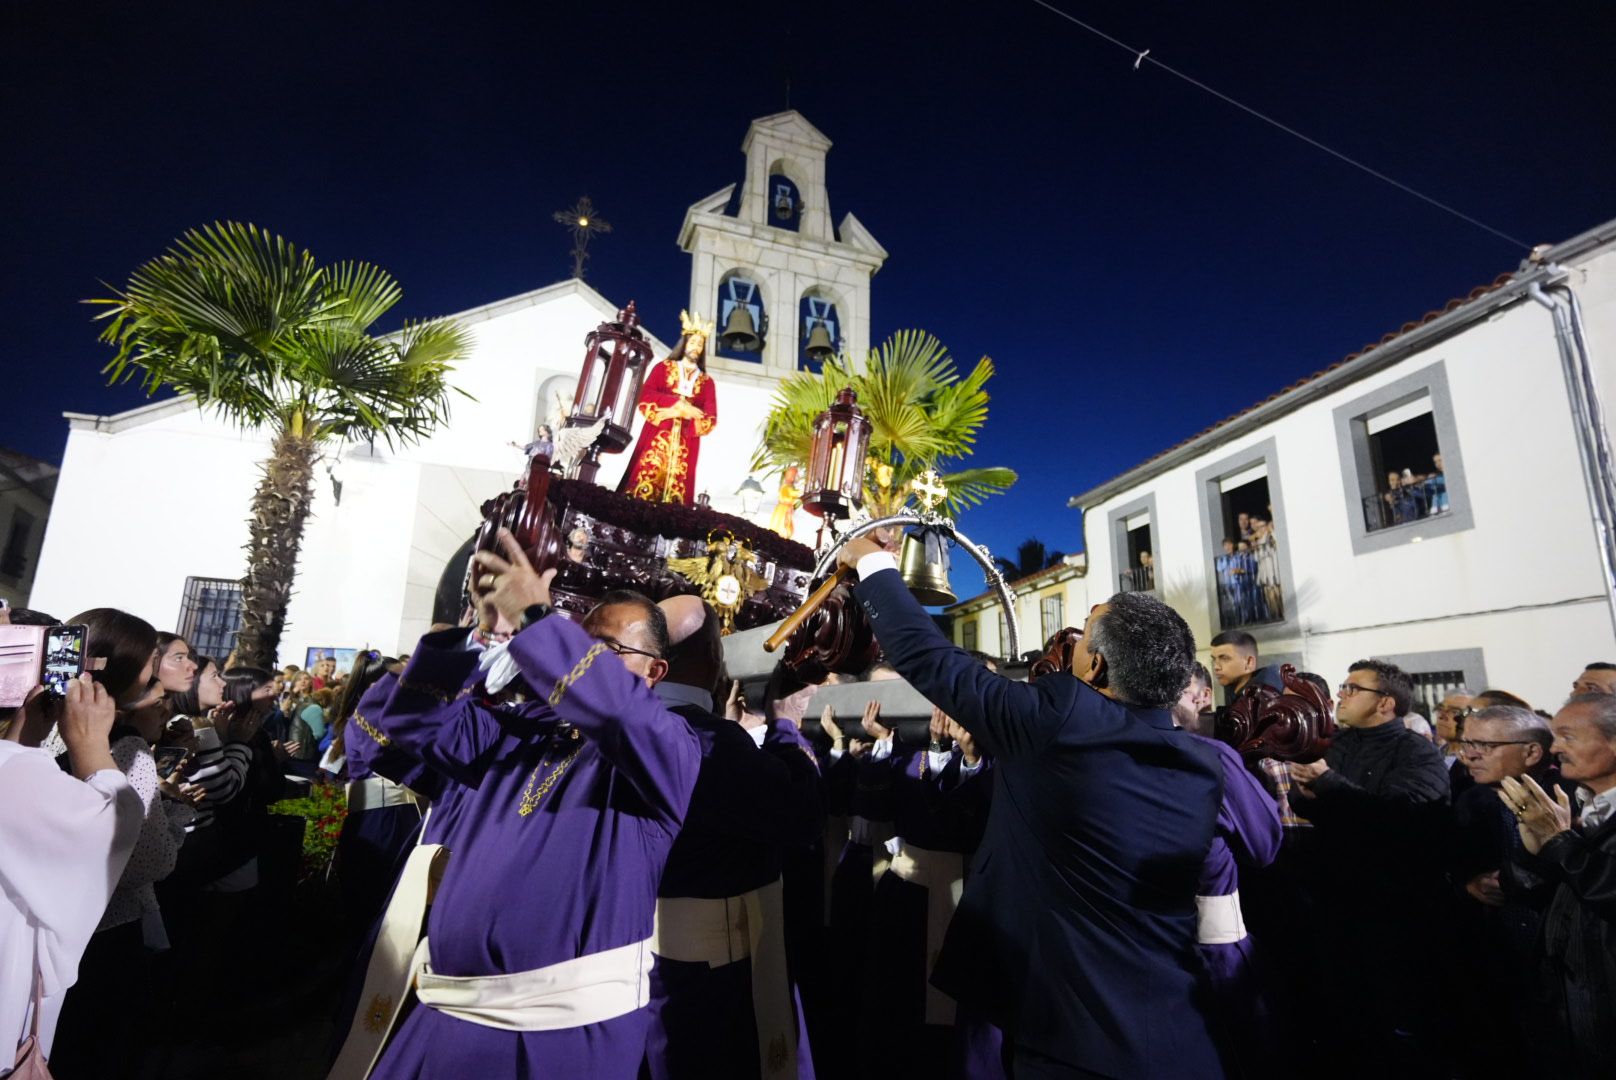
{"left": 1195, "top": 890, "right": 1248, "bottom": 946}
{"left": 652, "top": 879, "right": 798, "bottom": 1078}
{"left": 327, "top": 842, "right": 448, "bottom": 1080}
{"left": 346, "top": 775, "right": 425, "bottom": 813}
{"left": 412, "top": 934, "right": 653, "bottom": 1031}
{"left": 887, "top": 841, "right": 966, "bottom": 1025}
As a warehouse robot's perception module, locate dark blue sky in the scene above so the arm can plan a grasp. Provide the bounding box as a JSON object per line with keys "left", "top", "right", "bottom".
{"left": 5, "top": 1, "right": 1613, "bottom": 595}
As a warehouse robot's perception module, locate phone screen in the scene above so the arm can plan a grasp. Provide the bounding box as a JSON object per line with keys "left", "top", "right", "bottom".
{"left": 153, "top": 745, "right": 189, "bottom": 779}
{"left": 43, "top": 624, "right": 88, "bottom": 698}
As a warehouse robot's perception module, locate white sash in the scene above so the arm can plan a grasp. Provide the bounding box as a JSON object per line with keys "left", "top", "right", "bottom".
{"left": 1195, "top": 890, "right": 1248, "bottom": 945}
{"left": 327, "top": 843, "right": 448, "bottom": 1080}
{"left": 652, "top": 879, "right": 798, "bottom": 1078}
{"left": 886, "top": 841, "right": 966, "bottom": 1025}
{"left": 346, "top": 775, "right": 425, "bottom": 813}
{"left": 412, "top": 934, "right": 653, "bottom": 1031}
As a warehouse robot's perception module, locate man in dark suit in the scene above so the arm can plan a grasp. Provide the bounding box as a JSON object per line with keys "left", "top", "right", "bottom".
{"left": 839, "top": 536, "right": 1225, "bottom": 1078}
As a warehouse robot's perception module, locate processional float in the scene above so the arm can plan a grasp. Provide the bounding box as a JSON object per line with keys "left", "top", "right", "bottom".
{"left": 450, "top": 302, "right": 1024, "bottom": 681}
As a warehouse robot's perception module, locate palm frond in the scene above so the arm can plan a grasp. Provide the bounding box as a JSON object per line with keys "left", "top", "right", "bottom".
{"left": 932, "top": 465, "right": 1019, "bottom": 515}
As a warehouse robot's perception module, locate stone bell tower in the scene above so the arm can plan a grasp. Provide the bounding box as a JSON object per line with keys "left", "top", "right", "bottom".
{"left": 678, "top": 111, "right": 887, "bottom": 382}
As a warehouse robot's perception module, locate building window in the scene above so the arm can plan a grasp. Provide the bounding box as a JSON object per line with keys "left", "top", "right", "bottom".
{"left": 961, "top": 619, "right": 978, "bottom": 653}
{"left": 1106, "top": 494, "right": 1159, "bottom": 596}
{"left": 1040, "top": 594, "right": 1064, "bottom": 643}
{"left": 1371, "top": 647, "right": 1488, "bottom": 720}
{"left": 1333, "top": 361, "right": 1473, "bottom": 555}
{"left": 177, "top": 577, "right": 244, "bottom": 660}
{"left": 1, "top": 510, "right": 34, "bottom": 580}
{"left": 1195, "top": 437, "right": 1297, "bottom": 638}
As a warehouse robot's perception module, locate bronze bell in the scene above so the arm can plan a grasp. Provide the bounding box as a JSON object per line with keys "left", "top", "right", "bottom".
{"left": 898, "top": 532, "right": 956, "bottom": 606}
{"left": 720, "top": 305, "right": 762, "bottom": 352}
{"left": 804, "top": 322, "right": 836, "bottom": 362}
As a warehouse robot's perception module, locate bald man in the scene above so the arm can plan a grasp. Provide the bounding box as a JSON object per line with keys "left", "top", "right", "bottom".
{"left": 643, "top": 596, "right": 823, "bottom": 1080}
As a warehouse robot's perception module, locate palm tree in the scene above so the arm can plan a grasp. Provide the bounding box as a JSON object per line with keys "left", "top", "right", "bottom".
{"left": 89, "top": 222, "right": 472, "bottom": 667}
{"left": 752, "top": 329, "right": 1017, "bottom": 519}
{"left": 994, "top": 538, "right": 1066, "bottom": 581}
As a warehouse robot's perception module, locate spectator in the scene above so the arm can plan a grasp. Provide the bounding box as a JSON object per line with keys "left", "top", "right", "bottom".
{"left": 1210, "top": 629, "right": 1260, "bottom": 697}
{"left": 1250, "top": 517, "right": 1282, "bottom": 620}
{"left": 51, "top": 610, "right": 197, "bottom": 1077}
{"left": 1289, "top": 659, "right": 1450, "bottom": 1073}
{"left": 310, "top": 655, "right": 337, "bottom": 690}
{"left": 1236, "top": 511, "right": 1254, "bottom": 543}
{"left": 153, "top": 632, "right": 199, "bottom": 698}
{"left": 1, "top": 647, "right": 143, "bottom": 1065}
{"left": 1215, "top": 539, "right": 1241, "bottom": 625}
{"left": 1502, "top": 693, "right": 1616, "bottom": 1076}
{"left": 1446, "top": 706, "right": 1562, "bottom": 1073}
{"left": 1473, "top": 688, "right": 1532, "bottom": 711}
{"left": 1426, "top": 452, "right": 1449, "bottom": 514}
{"left": 1434, "top": 688, "right": 1476, "bottom": 798}
{"left": 1384, "top": 471, "right": 1420, "bottom": 524}
{"left": 1571, "top": 662, "right": 1616, "bottom": 697}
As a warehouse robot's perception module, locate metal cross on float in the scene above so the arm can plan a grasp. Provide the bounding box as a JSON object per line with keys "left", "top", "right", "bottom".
{"left": 910, "top": 468, "right": 949, "bottom": 511}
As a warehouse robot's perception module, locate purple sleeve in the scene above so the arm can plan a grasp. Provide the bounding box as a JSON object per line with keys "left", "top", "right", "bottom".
{"left": 368, "top": 630, "right": 519, "bottom": 789}
{"left": 506, "top": 615, "right": 701, "bottom": 827}
{"left": 346, "top": 672, "right": 446, "bottom": 798}
{"left": 1205, "top": 737, "right": 1282, "bottom": 870}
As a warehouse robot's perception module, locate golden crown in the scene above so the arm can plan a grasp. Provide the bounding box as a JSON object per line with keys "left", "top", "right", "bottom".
{"left": 679, "top": 309, "right": 716, "bottom": 340}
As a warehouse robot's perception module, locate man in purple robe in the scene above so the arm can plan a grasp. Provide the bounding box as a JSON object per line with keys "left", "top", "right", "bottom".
{"left": 1173, "top": 663, "right": 1283, "bottom": 1077}
{"left": 359, "top": 530, "right": 702, "bottom": 1079}
{"left": 644, "top": 597, "right": 823, "bottom": 1080}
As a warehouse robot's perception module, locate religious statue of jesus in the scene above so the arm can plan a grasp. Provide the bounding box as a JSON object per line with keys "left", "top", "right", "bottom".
{"left": 619, "top": 310, "right": 718, "bottom": 505}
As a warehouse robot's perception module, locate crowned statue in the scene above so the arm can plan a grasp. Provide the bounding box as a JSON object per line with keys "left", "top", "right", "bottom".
{"left": 619, "top": 309, "right": 719, "bottom": 505}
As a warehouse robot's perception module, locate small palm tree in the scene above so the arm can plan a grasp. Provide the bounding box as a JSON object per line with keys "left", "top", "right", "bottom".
{"left": 753, "top": 329, "right": 1016, "bottom": 519}
{"left": 995, "top": 538, "right": 1065, "bottom": 581}
{"left": 90, "top": 222, "right": 472, "bottom": 667}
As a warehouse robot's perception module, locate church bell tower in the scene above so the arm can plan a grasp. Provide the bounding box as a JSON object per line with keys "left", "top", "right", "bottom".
{"left": 678, "top": 111, "right": 887, "bottom": 380}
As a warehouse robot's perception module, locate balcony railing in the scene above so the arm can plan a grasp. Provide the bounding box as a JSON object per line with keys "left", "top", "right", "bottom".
{"left": 1363, "top": 475, "right": 1450, "bottom": 533}
{"left": 1118, "top": 565, "right": 1155, "bottom": 593}
{"left": 1215, "top": 544, "right": 1284, "bottom": 628}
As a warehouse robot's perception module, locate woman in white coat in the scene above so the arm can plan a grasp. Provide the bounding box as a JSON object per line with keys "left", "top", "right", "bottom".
{"left": 1, "top": 659, "right": 143, "bottom": 1069}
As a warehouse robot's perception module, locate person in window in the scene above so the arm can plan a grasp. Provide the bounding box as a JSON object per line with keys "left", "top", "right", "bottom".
{"left": 1236, "top": 511, "right": 1255, "bottom": 544}
{"left": 1384, "top": 471, "right": 1420, "bottom": 525}
{"left": 1425, "top": 452, "right": 1449, "bottom": 514}
{"left": 1215, "top": 539, "right": 1240, "bottom": 624}
{"left": 1137, "top": 549, "right": 1155, "bottom": 591}
{"left": 1251, "top": 517, "right": 1282, "bottom": 621}
{"left": 1235, "top": 541, "right": 1265, "bottom": 623}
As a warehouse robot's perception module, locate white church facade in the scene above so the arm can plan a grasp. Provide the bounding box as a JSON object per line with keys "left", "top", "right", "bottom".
{"left": 30, "top": 111, "right": 886, "bottom": 665}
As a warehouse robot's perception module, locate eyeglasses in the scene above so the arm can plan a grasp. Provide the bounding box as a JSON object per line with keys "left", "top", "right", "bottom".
{"left": 1338, "top": 682, "right": 1391, "bottom": 698}
{"left": 1457, "top": 739, "right": 1537, "bottom": 754}
{"left": 1434, "top": 704, "right": 1476, "bottom": 718}
{"left": 597, "top": 637, "right": 661, "bottom": 661}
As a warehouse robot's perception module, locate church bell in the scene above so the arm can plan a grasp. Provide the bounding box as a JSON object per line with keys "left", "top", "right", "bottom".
{"left": 898, "top": 532, "right": 957, "bottom": 607}
{"left": 804, "top": 322, "right": 836, "bottom": 362}
{"left": 720, "top": 305, "right": 762, "bottom": 352}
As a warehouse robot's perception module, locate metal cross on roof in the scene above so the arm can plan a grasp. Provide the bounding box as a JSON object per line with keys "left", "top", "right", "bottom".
{"left": 553, "top": 196, "right": 612, "bottom": 280}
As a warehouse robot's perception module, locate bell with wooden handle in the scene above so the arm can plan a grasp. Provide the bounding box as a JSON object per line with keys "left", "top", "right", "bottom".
{"left": 719, "top": 304, "right": 762, "bottom": 352}
{"left": 898, "top": 530, "right": 956, "bottom": 607}
{"left": 804, "top": 322, "right": 836, "bottom": 362}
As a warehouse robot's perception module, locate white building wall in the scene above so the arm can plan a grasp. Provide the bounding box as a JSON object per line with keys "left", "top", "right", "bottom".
{"left": 1081, "top": 260, "right": 1616, "bottom": 709}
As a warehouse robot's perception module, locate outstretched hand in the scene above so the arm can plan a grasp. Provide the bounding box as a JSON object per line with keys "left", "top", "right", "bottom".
{"left": 819, "top": 705, "right": 844, "bottom": 744}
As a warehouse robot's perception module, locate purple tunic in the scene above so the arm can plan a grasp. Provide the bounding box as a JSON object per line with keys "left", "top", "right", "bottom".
{"left": 1191, "top": 733, "right": 1282, "bottom": 1073}
{"left": 366, "top": 620, "right": 702, "bottom": 1080}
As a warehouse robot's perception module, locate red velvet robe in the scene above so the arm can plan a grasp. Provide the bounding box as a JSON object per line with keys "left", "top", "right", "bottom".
{"left": 619, "top": 358, "right": 717, "bottom": 505}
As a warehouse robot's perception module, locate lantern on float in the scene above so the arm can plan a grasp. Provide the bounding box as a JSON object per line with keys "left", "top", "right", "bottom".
{"left": 802, "top": 387, "right": 871, "bottom": 519}
{"left": 567, "top": 301, "right": 655, "bottom": 483}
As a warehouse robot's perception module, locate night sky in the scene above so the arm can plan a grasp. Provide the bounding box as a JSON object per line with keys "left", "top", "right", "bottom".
{"left": 6, "top": 1, "right": 1614, "bottom": 596}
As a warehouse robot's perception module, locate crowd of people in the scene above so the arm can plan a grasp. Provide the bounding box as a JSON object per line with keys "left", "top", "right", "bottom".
{"left": 1214, "top": 511, "right": 1284, "bottom": 626}
{"left": 4, "top": 529, "right": 1615, "bottom": 1079}
{"left": 1372, "top": 452, "right": 1450, "bottom": 528}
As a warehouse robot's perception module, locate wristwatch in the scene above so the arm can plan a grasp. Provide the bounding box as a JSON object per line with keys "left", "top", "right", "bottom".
{"left": 519, "top": 603, "right": 554, "bottom": 630}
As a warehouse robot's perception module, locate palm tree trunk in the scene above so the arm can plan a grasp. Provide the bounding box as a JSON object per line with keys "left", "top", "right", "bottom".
{"left": 235, "top": 427, "right": 318, "bottom": 668}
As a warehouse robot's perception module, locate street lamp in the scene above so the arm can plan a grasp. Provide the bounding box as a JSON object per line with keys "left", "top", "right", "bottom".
{"left": 736, "top": 475, "right": 766, "bottom": 517}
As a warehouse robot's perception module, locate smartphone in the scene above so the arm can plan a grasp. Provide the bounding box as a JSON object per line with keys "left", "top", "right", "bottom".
{"left": 153, "top": 745, "right": 189, "bottom": 780}
{"left": 43, "top": 624, "right": 88, "bottom": 699}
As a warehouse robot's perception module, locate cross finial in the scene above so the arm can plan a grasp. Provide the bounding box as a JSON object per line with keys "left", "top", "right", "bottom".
{"left": 911, "top": 468, "right": 949, "bottom": 511}
{"left": 553, "top": 196, "right": 612, "bottom": 279}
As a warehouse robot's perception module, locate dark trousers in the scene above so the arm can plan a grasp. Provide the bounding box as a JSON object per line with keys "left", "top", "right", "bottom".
{"left": 1002, "top": 1042, "right": 1107, "bottom": 1079}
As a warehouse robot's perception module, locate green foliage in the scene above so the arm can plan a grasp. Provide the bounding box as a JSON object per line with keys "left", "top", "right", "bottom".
{"left": 88, "top": 221, "right": 472, "bottom": 447}
{"left": 270, "top": 779, "right": 348, "bottom": 883}
{"left": 753, "top": 329, "right": 1017, "bottom": 517}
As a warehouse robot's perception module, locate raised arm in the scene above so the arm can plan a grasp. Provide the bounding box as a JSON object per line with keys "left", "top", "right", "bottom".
{"left": 848, "top": 556, "right": 1055, "bottom": 758}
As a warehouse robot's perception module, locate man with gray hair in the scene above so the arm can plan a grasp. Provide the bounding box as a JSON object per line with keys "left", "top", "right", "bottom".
{"left": 1501, "top": 692, "right": 1616, "bottom": 1076}
{"left": 839, "top": 531, "right": 1225, "bottom": 1079}
{"left": 1446, "top": 705, "right": 1561, "bottom": 1073}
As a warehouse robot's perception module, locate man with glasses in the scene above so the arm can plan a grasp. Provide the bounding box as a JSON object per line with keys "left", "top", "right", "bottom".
{"left": 1433, "top": 690, "right": 1476, "bottom": 797}
{"left": 341, "top": 529, "right": 703, "bottom": 1080}
{"left": 1445, "top": 706, "right": 1560, "bottom": 1072}
{"left": 1288, "top": 659, "right": 1449, "bottom": 1074}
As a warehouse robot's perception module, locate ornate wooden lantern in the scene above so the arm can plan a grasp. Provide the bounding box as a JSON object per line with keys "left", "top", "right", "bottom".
{"left": 567, "top": 301, "right": 654, "bottom": 483}
{"left": 802, "top": 388, "right": 871, "bottom": 519}
{"left": 1217, "top": 663, "right": 1337, "bottom": 763}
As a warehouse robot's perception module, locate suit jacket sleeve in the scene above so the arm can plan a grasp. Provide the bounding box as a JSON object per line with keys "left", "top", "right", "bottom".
{"left": 855, "top": 567, "right": 1058, "bottom": 757}
{"left": 1534, "top": 826, "right": 1616, "bottom": 921}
